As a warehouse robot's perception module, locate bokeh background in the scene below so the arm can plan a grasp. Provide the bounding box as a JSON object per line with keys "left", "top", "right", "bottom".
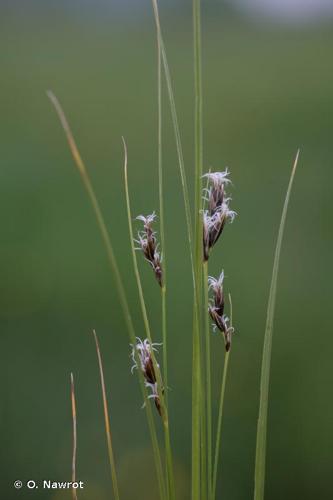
{"left": 1, "top": 0, "right": 332, "bottom": 499}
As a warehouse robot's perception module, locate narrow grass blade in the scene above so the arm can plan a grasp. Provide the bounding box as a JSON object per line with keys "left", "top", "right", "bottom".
{"left": 123, "top": 138, "right": 175, "bottom": 500}
{"left": 202, "top": 172, "right": 211, "bottom": 500}
{"left": 193, "top": 1, "right": 204, "bottom": 498}
{"left": 155, "top": 0, "right": 168, "bottom": 408}
{"left": 122, "top": 137, "right": 162, "bottom": 403}
{"left": 149, "top": 9, "right": 203, "bottom": 498}
{"left": 151, "top": 0, "right": 195, "bottom": 289}
{"left": 254, "top": 150, "right": 300, "bottom": 500}
{"left": 46, "top": 91, "right": 133, "bottom": 341}
{"left": 212, "top": 353, "right": 230, "bottom": 500}
{"left": 47, "top": 92, "right": 165, "bottom": 500}
{"left": 203, "top": 261, "right": 212, "bottom": 500}
{"left": 212, "top": 293, "right": 233, "bottom": 500}
{"left": 70, "top": 373, "right": 78, "bottom": 500}
{"left": 155, "top": 23, "right": 172, "bottom": 497}
{"left": 93, "top": 330, "right": 120, "bottom": 500}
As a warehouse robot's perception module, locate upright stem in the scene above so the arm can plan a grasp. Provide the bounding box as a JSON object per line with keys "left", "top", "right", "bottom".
{"left": 203, "top": 261, "right": 212, "bottom": 499}
{"left": 212, "top": 293, "right": 233, "bottom": 499}
{"left": 200, "top": 374, "right": 207, "bottom": 500}
{"left": 156, "top": 20, "right": 173, "bottom": 498}
{"left": 212, "top": 352, "right": 230, "bottom": 500}
{"left": 70, "top": 373, "right": 78, "bottom": 500}
{"left": 123, "top": 140, "right": 175, "bottom": 500}
{"left": 150, "top": 7, "right": 203, "bottom": 496}
{"left": 193, "top": 0, "right": 203, "bottom": 246}
{"left": 151, "top": 0, "right": 195, "bottom": 288}
{"left": 193, "top": 0, "right": 203, "bottom": 499}
{"left": 156, "top": 12, "right": 168, "bottom": 405}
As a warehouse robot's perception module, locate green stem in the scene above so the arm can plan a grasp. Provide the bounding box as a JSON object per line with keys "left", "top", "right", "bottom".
{"left": 123, "top": 139, "right": 175, "bottom": 500}
{"left": 162, "top": 286, "right": 171, "bottom": 499}
{"left": 151, "top": 0, "right": 195, "bottom": 289}
{"left": 200, "top": 375, "right": 207, "bottom": 500}
{"left": 161, "top": 287, "right": 168, "bottom": 403}
{"left": 191, "top": 311, "right": 201, "bottom": 500}
{"left": 47, "top": 91, "right": 165, "bottom": 500}
{"left": 212, "top": 351, "right": 230, "bottom": 500}
{"left": 164, "top": 418, "right": 175, "bottom": 500}
{"left": 254, "top": 151, "right": 300, "bottom": 500}
{"left": 156, "top": 12, "right": 168, "bottom": 406}
{"left": 193, "top": 0, "right": 203, "bottom": 498}
{"left": 203, "top": 261, "right": 212, "bottom": 499}
{"left": 156, "top": 23, "right": 172, "bottom": 497}
{"left": 151, "top": 6, "right": 202, "bottom": 498}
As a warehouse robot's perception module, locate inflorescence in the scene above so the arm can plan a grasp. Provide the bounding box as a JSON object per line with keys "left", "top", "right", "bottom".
{"left": 130, "top": 337, "right": 163, "bottom": 416}
{"left": 208, "top": 272, "right": 234, "bottom": 352}
{"left": 135, "top": 213, "right": 163, "bottom": 287}
{"left": 202, "top": 170, "right": 236, "bottom": 261}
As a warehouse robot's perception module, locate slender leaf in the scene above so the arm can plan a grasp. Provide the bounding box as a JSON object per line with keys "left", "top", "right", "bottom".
{"left": 93, "top": 331, "right": 120, "bottom": 500}
{"left": 254, "top": 150, "right": 300, "bottom": 500}
{"left": 70, "top": 373, "right": 78, "bottom": 500}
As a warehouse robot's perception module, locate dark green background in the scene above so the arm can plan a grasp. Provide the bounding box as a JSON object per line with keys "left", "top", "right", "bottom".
{"left": 1, "top": 1, "right": 332, "bottom": 499}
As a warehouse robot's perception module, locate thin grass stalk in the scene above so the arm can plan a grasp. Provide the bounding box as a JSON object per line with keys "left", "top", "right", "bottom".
{"left": 254, "top": 150, "right": 300, "bottom": 500}
{"left": 156, "top": 25, "right": 171, "bottom": 499}
{"left": 47, "top": 92, "right": 166, "bottom": 500}
{"left": 151, "top": 0, "right": 195, "bottom": 289}
{"left": 156, "top": 14, "right": 168, "bottom": 405}
{"left": 162, "top": 285, "right": 170, "bottom": 500}
{"left": 203, "top": 261, "right": 212, "bottom": 499}
{"left": 193, "top": 0, "right": 203, "bottom": 235}
{"left": 191, "top": 244, "right": 202, "bottom": 500}
{"left": 123, "top": 139, "right": 175, "bottom": 500}
{"left": 202, "top": 174, "right": 211, "bottom": 500}
{"left": 70, "top": 373, "right": 78, "bottom": 500}
{"left": 122, "top": 138, "right": 163, "bottom": 405}
{"left": 151, "top": 4, "right": 203, "bottom": 497}
{"left": 212, "top": 352, "right": 229, "bottom": 500}
{"left": 200, "top": 374, "right": 207, "bottom": 500}
{"left": 161, "top": 286, "right": 167, "bottom": 399}
{"left": 93, "top": 330, "right": 120, "bottom": 500}
{"left": 150, "top": 15, "right": 202, "bottom": 445}
{"left": 212, "top": 293, "right": 233, "bottom": 500}
{"left": 47, "top": 91, "right": 133, "bottom": 340}
{"left": 193, "top": 0, "right": 204, "bottom": 498}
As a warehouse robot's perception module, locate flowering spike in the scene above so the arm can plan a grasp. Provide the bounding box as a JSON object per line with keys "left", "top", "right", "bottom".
{"left": 135, "top": 213, "right": 163, "bottom": 286}
{"left": 130, "top": 338, "right": 163, "bottom": 416}
{"left": 202, "top": 170, "right": 236, "bottom": 261}
{"left": 208, "top": 272, "right": 235, "bottom": 351}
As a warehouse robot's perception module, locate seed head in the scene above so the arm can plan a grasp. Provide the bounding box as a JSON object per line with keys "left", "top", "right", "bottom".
{"left": 202, "top": 170, "right": 236, "bottom": 261}
{"left": 130, "top": 337, "right": 163, "bottom": 415}
{"left": 208, "top": 272, "right": 235, "bottom": 352}
{"left": 135, "top": 212, "right": 163, "bottom": 287}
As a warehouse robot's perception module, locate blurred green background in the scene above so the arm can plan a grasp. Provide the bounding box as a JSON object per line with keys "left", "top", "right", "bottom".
{"left": 1, "top": 1, "right": 332, "bottom": 499}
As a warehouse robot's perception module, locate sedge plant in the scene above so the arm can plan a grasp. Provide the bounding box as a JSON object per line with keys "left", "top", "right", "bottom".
{"left": 48, "top": 1, "right": 300, "bottom": 499}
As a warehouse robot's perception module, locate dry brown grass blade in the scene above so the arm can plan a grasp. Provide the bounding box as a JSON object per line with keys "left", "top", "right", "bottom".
{"left": 93, "top": 330, "right": 120, "bottom": 500}
{"left": 70, "top": 373, "right": 78, "bottom": 500}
